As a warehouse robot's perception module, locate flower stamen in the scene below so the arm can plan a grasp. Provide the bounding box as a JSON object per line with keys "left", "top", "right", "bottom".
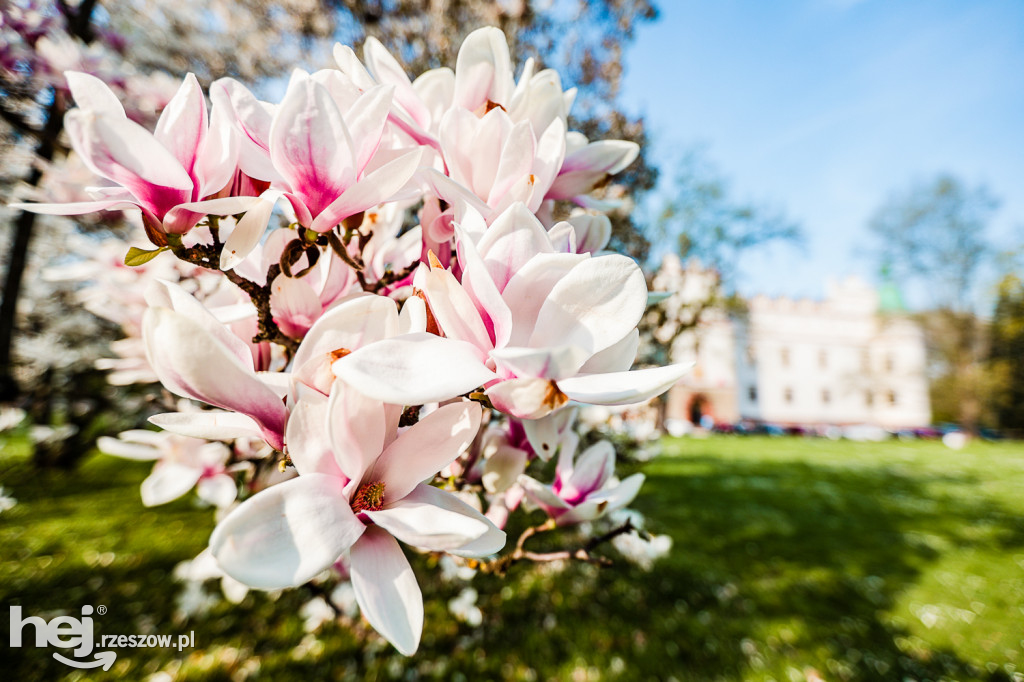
{"left": 351, "top": 481, "right": 385, "bottom": 512}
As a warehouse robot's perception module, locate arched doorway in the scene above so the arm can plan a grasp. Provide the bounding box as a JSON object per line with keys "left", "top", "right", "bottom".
{"left": 688, "top": 394, "right": 711, "bottom": 425}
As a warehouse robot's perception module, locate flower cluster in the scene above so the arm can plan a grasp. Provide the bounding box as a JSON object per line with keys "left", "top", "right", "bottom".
{"left": 14, "top": 27, "right": 690, "bottom": 654}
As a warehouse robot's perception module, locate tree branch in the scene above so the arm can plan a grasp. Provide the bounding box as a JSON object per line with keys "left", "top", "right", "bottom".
{"left": 477, "top": 517, "right": 636, "bottom": 576}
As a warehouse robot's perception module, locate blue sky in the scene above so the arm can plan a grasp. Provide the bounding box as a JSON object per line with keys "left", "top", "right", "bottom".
{"left": 620, "top": 0, "right": 1024, "bottom": 309}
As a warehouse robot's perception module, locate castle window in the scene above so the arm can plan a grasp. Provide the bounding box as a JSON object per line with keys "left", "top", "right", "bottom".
{"left": 885, "top": 354, "right": 895, "bottom": 373}
{"left": 865, "top": 391, "right": 874, "bottom": 407}
{"left": 821, "top": 389, "right": 831, "bottom": 404}
{"left": 784, "top": 387, "right": 794, "bottom": 404}
{"left": 780, "top": 347, "right": 790, "bottom": 367}
{"left": 748, "top": 386, "right": 757, "bottom": 402}
{"left": 887, "top": 390, "right": 897, "bottom": 406}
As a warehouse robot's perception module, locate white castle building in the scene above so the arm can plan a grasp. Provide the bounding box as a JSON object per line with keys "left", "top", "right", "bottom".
{"left": 655, "top": 255, "right": 931, "bottom": 430}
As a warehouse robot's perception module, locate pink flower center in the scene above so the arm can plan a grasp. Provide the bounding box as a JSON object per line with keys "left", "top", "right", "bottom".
{"left": 351, "top": 481, "right": 385, "bottom": 513}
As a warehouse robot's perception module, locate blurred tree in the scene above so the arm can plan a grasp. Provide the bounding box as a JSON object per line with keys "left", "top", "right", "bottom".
{"left": 653, "top": 149, "right": 801, "bottom": 289}
{"left": 867, "top": 174, "right": 1000, "bottom": 433}
{"left": 987, "top": 273, "right": 1024, "bottom": 432}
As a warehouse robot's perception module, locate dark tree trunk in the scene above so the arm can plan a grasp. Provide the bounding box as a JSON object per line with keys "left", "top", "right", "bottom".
{"left": 0, "top": 93, "right": 66, "bottom": 402}
{"left": 1, "top": 0, "right": 98, "bottom": 402}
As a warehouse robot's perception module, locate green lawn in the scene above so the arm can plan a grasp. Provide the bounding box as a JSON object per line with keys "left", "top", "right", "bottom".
{"left": 2, "top": 435, "right": 1023, "bottom": 681}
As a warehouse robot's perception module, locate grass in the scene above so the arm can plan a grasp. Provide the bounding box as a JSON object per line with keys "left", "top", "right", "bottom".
{"left": 1, "top": 434, "right": 1023, "bottom": 681}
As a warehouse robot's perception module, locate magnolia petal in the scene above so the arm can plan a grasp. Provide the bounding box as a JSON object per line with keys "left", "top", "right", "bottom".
{"left": 196, "top": 95, "right": 238, "bottom": 194}
{"left": 210, "top": 77, "right": 278, "bottom": 181}
{"left": 148, "top": 411, "right": 264, "bottom": 441}
{"left": 326, "top": 381, "right": 385, "bottom": 485}
{"left": 224, "top": 206, "right": 276, "bottom": 272}
{"left": 350, "top": 526, "right": 423, "bottom": 656}
{"left": 558, "top": 473, "right": 645, "bottom": 526}
{"left": 567, "top": 213, "right": 611, "bottom": 254}
{"left": 196, "top": 474, "right": 238, "bottom": 508}
{"left": 369, "top": 401, "right": 481, "bottom": 502}
{"left": 143, "top": 307, "right": 288, "bottom": 450}
{"left": 563, "top": 440, "right": 616, "bottom": 502}
{"left": 546, "top": 221, "right": 577, "bottom": 253}
{"left": 343, "top": 83, "right": 394, "bottom": 172}
{"left": 65, "top": 71, "right": 126, "bottom": 118}
{"left": 96, "top": 436, "right": 160, "bottom": 461}
{"left": 154, "top": 73, "right": 208, "bottom": 180}
{"left": 421, "top": 265, "right": 492, "bottom": 351}
{"left": 287, "top": 394, "right": 344, "bottom": 478}
{"left": 271, "top": 74, "right": 356, "bottom": 212}
{"left": 578, "top": 328, "right": 639, "bottom": 374}
{"left": 210, "top": 474, "right": 364, "bottom": 589}
{"left": 7, "top": 199, "right": 140, "bottom": 216}
{"left": 366, "top": 483, "right": 502, "bottom": 553}
{"left": 528, "top": 254, "right": 647, "bottom": 356}
{"left": 65, "top": 110, "right": 193, "bottom": 215}
{"left": 487, "top": 120, "right": 535, "bottom": 205}
{"left": 292, "top": 295, "right": 399, "bottom": 395}
{"left": 481, "top": 444, "right": 529, "bottom": 494}
{"left": 490, "top": 344, "right": 591, "bottom": 381}
{"left": 521, "top": 406, "right": 578, "bottom": 461}
{"left": 517, "top": 474, "right": 569, "bottom": 517}
{"left": 310, "top": 148, "right": 423, "bottom": 232}
{"left": 398, "top": 295, "right": 427, "bottom": 335}
{"left": 333, "top": 333, "right": 495, "bottom": 405}
{"left": 144, "top": 280, "right": 254, "bottom": 368}
{"left": 558, "top": 363, "right": 694, "bottom": 407}
{"left": 529, "top": 117, "right": 566, "bottom": 212}
{"left": 270, "top": 274, "right": 321, "bottom": 339}
{"left": 453, "top": 224, "right": 512, "bottom": 347}
{"left": 501, "top": 252, "right": 587, "bottom": 347}
{"left": 562, "top": 139, "right": 640, "bottom": 175}
{"left": 419, "top": 168, "right": 491, "bottom": 219}
{"left": 486, "top": 377, "right": 566, "bottom": 420}
{"left": 475, "top": 202, "right": 554, "bottom": 291}
{"left": 454, "top": 26, "right": 514, "bottom": 110}
{"left": 141, "top": 462, "right": 202, "bottom": 506}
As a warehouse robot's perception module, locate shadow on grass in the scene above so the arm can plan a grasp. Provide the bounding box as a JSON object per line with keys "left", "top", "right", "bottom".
{"left": 437, "top": 448, "right": 1021, "bottom": 681}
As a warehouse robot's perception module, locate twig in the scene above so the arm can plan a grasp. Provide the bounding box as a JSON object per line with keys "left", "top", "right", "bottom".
{"left": 478, "top": 517, "right": 636, "bottom": 576}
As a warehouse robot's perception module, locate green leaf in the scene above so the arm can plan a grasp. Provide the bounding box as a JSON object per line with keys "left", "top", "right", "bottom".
{"left": 124, "top": 246, "right": 167, "bottom": 267}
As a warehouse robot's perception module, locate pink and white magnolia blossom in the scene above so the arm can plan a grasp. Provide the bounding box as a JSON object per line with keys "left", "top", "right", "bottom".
{"left": 198, "top": 70, "right": 423, "bottom": 269}
{"left": 11, "top": 70, "right": 238, "bottom": 238}
{"left": 141, "top": 280, "right": 289, "bottom": 450}
{"left": 334, "top": 203, "right": 692, "bottom": 420}
{"left": 210, "top": 395, "right": 504, "bottom": 655}
{"left": 97, "top": 429, "right": 237, "bottom": 508}
{"left": 518, "top": 432, "right": 643, "bottom": 526}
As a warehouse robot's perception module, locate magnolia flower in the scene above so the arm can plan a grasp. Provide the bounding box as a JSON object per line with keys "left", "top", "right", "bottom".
{"left": 97, "top": 430, "right": 237, "bottom": 508}
{"left": 200, "top": 71, "right": 423, "bottom": 269}
{"left": 210, "top": 395, "right": 504, "bottom": 655}
{"left": 11, "top": 71, "right": 237, "bottom": 238}
{"left": 334, "top": 203, "right": 692, "bottom": 419}
{"left": 141, "top": 280, "right": 289, "bottom": 450}
{"left": 173, "top": 548, "right": 250, "bottom": 605}
{"left": 423, "top": 105, "right": 565, "bottom": 220}
{"left": 546, "top": 130, "right": 639, "bottom": 204}
{"left": 519, "top": 433, "right": 643, "bottom": 526}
